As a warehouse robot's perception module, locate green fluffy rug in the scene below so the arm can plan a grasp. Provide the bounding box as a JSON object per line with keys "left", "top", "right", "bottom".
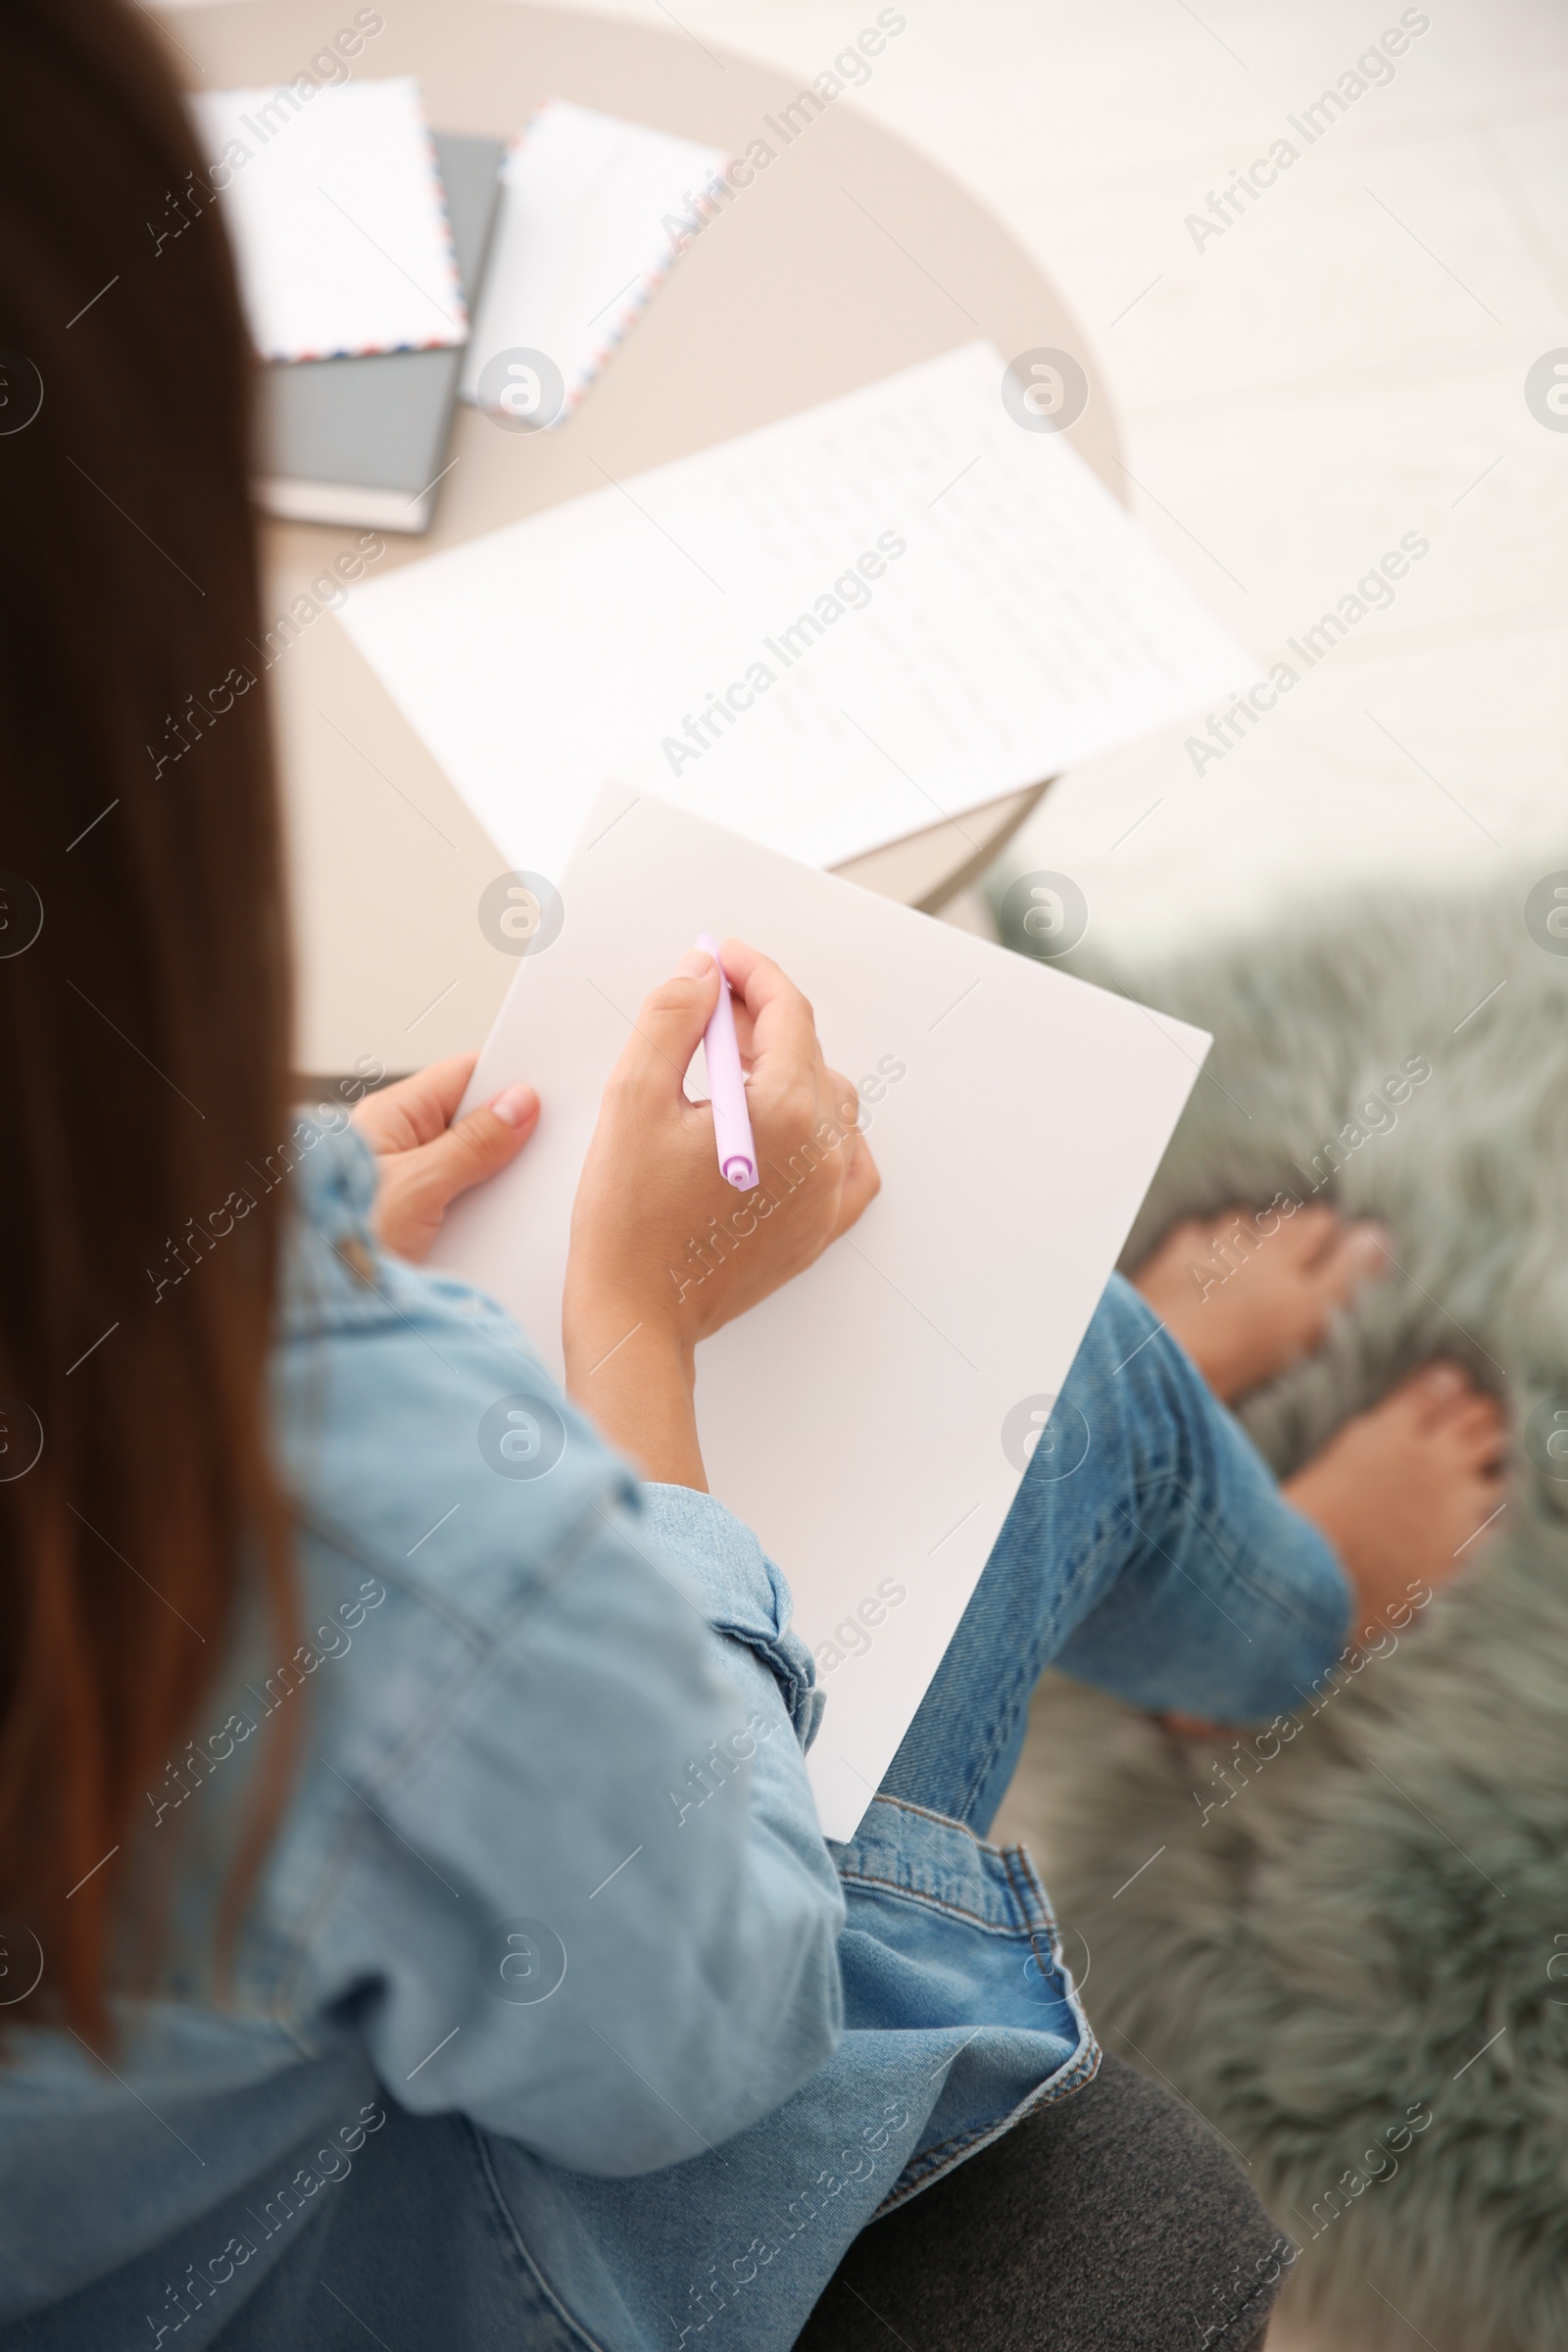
{"left": 992, "top": 870, "right": 1568, "bottom": 2350}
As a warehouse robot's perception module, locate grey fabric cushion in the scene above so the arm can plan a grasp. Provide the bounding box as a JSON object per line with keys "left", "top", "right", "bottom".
{"left": 797, "top": 2051, "right": 1288, "bottom": 2350}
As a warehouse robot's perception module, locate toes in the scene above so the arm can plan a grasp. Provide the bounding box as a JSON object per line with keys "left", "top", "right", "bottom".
{"left": 1399, "top": 1360, "right": 1475, "bottom": 1428}
{"left": 1317, "top": 1220, "right": 1393, "bottom": 1301}
{"left": 1145, "top": 1204, "right": 1383, "bottom": 1298}
{"left": 1276, "top": 1202, "right": 1341, "bottom": 1264}
{"left": 1364, "top": 1367, "right": 1509, "bottom": 1475}
{"left": 1368, "top": 1362, "right": 1458, "bottom": 1433}
{"left": 1445, "top": 1400, "right": 1510, "bottom": 1466}
{"left": 1425, "top": 1380, "right": 1505, "bottom": 1442}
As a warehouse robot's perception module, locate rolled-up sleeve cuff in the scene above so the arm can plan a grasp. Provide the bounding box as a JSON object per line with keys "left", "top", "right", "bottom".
{"left": 635, "top": 1483, "right": 823, "bottom": 1750}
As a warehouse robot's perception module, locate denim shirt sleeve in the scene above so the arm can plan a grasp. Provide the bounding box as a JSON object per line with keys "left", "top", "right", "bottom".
{"left": 273, "top": 1127, "right": 847, "bottom": 2179}
{"left": 634, "top": 1484, "right": 826, "bottom": 1751}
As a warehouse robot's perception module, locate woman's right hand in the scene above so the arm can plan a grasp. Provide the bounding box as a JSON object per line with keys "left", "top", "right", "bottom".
{"left": 562, "top": 940, "right": 879, "bottom": 1486}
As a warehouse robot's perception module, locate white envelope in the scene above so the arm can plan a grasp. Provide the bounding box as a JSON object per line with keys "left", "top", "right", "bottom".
{"left": 460, "top": 98, "right": 726, "bottom": 419}
{"left": 191, "top": 77, "right": 466, "bottom": 363}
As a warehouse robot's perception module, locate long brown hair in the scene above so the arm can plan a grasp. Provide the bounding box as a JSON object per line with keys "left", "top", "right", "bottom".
{"left": 0, "top": 0, "right": 295, "bottom": 2041}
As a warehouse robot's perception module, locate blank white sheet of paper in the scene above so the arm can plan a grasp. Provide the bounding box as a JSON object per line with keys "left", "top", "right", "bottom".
{"left": 459, "top": 99, "right": 726, "bottom": 419}
{"left": 189, "top": 78, "right": 466, "bottom": 363}
{"left": 427, "top": 784, "right": 1209, "bottom": 1841}
{"left": 337, "top": 340, "right": 1252, "bottom": 876}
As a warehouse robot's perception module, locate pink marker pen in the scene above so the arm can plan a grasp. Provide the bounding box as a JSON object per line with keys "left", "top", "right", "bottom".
{"left": 695, "top": 934, "right": 758, "bottom": 1191}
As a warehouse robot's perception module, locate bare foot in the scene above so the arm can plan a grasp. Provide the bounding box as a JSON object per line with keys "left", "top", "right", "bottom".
{"left": 1132, "top": 1202, "right": 1390, "bottom": 1402}
{"left": 1283, "top": 1361, "right": 1508, "bottom": 1636}
{"left": 1163, "top": 1362, "right": 1508, "bottom": 1737}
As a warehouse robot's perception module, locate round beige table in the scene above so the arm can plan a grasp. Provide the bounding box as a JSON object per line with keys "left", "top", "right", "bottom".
{"left": 169, "top": 0, "right": 1121, "bottom": 1079}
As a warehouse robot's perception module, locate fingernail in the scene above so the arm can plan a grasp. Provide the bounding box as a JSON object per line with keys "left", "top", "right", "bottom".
{"left": 490, "top": 1084, "right": 537, "bottom": 1129}
{"left": 1348, "top": 1224, "right": 1392, "bottom": 1263}
{"left": 1423, "top": 1364, "right": 1463, "bottom": 1395}
{"left": 679, "top": 948, "right": 712, "bottom": 978}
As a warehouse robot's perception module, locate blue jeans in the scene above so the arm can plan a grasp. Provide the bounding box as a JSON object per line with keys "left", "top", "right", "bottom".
{"left": 885, "top": 1272, "right": 1351, "bottom": 1837}
{"left": 194, "top": 1274, "right": 1349, "bottom": 2352}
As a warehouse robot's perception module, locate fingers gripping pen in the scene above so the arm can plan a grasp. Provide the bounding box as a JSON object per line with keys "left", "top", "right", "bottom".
{"left": 695, "top": 934, "right": 758, "bottom": 1191}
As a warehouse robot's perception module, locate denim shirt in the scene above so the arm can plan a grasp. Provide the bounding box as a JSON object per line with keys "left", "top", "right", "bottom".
{"left": 0, "top": 1125, "right": 1094, "bottom": 2352}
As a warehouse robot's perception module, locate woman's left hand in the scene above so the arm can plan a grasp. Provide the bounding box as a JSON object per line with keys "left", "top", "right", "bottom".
{"left": 351, "top": 1055, "right": 539, "bottom": 1261}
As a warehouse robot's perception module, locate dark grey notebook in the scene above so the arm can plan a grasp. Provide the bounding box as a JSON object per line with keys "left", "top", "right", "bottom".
{"left": 257, "top": 131, "right": 506, "bottom": 535}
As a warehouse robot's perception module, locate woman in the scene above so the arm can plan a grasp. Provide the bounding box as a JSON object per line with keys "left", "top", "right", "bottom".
{"left": 0, "top": 7, "right": 1507, "bottom": 2348}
